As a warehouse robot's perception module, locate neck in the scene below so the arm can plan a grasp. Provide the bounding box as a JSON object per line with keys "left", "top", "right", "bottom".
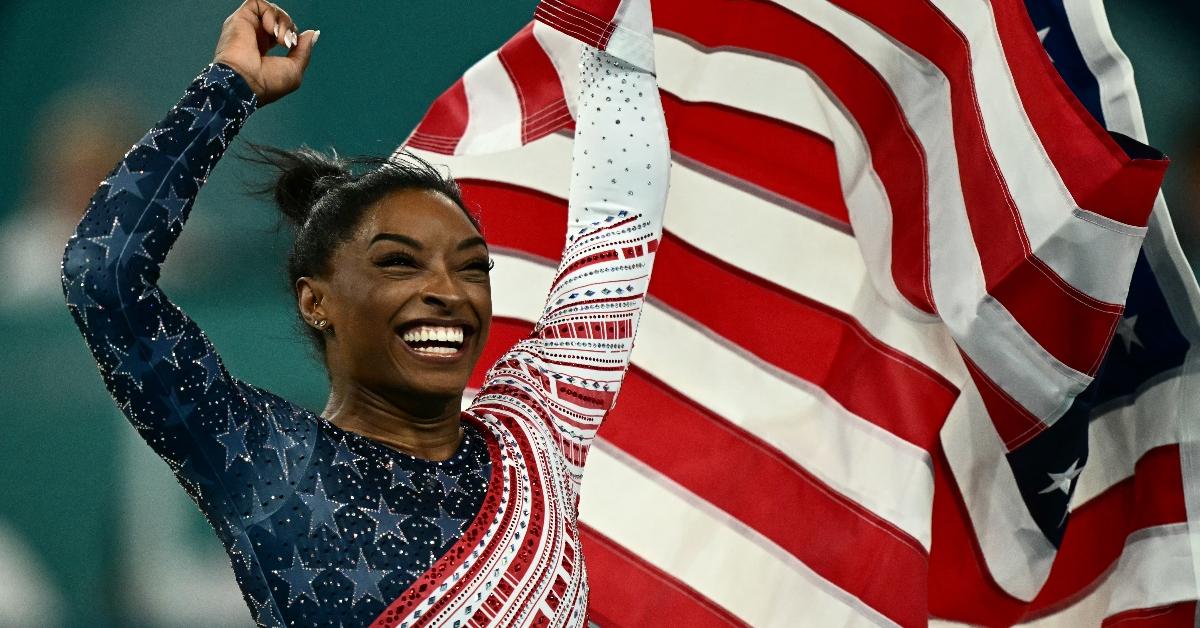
{"left": 322, "top": 379, "right": 464, "bottom": 462}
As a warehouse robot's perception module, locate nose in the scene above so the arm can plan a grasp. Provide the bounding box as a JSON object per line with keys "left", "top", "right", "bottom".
{"left": 419, "top": 266, "right": 467, "bottom": 310}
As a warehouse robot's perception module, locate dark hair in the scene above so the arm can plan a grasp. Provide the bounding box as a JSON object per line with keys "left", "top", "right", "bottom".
{"left": 243, "top": 143, "right": 480, "bottom": 359}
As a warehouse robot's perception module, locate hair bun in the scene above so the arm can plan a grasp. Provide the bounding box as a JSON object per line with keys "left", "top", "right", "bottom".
{"left": 244, "top": 143, "right": 350, "bottom": 227}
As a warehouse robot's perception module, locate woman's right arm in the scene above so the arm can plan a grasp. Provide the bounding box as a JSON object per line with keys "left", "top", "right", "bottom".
{"left": 59, "top": 1, "right": 315, "bottom": 491}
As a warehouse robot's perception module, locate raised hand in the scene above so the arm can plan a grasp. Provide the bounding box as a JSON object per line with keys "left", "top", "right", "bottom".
{"left": 213, "top": 0, "right": 318, "bottom": 105}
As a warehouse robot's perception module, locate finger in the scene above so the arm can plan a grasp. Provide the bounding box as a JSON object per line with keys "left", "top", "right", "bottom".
{"left": 287, "top": 29, "right": 320, "bottom": 72}
{"left": 270, "top": 2, "right": 299, "bottom": 49}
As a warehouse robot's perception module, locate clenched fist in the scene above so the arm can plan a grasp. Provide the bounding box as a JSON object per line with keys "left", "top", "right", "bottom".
{"left": 213, "top": 0, "right": 318, "bottom": 105}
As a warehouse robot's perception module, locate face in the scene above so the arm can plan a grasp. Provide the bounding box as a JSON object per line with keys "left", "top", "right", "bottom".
{"left": 305, "top": 188, "right": 492, "bottom": 407}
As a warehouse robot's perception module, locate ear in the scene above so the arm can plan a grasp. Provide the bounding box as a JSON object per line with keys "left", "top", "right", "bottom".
{"left": 296, "top": 276, "right": 329, "bottom": 328}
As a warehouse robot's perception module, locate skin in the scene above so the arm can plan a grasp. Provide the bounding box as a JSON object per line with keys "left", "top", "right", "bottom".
{"left": 214, "top": 1, "right": 492, "bottom": 460}
{"left": 297, "top": 191, "right": 493, "bottom": 461}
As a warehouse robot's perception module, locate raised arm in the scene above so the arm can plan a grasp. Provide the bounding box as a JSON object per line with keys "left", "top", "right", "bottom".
{"left": 59, "top": 1, "right": 316, "bottom": 491}
{"left": 470, "top": 15, "right": 670, "bottom": 486}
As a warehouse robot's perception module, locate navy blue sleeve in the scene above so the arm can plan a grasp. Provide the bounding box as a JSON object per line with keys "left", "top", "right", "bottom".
{"left": 60, "top": 64, "right": 261, "bottom": 496}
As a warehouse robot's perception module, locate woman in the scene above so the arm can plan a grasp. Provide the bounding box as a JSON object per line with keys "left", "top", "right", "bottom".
{"left": 59, "top": 1, "right": 670, "bottom": 626}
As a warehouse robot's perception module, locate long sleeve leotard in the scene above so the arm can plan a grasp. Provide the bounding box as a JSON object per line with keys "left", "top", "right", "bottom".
{"left": 61, "top": 17, "right": 668, "bottom": 628}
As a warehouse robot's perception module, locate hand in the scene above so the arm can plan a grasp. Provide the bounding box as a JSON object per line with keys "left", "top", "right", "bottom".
{"left": 213, "top": 0, "right": 318, "bottom": 105}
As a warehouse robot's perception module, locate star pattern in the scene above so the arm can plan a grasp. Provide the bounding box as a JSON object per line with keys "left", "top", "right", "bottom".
{"left": 435, "top": 467, "right": 462, "bottom": 495}
{"left": 340, "top": 549, "right": 386, "bottom": 605}
{"left": 56, "top": 50, "right": 664, "bottom": 625}
{"left": 100, "top": 162, "right": 150, "bottom": 201}
{"left": 361, "top": 496, "right": 410, "bottom": 544}
{"left": 133, "top": 126, "right": 169, "bottom": 152}
{"left": 215, "top": 414, "right": 250, "bottom": 469}
{"left": 143, "top": 318, "right": 184, "bottom": 367}
{"left": 332, "top": 439, "right": 366, "bottom": 477}
{"left": 63, "top": 268, "right": 100, "bottom": 327}
{"left": 1116, "top": 314, "right": 1144, "bottom": 353}
{"left": 154, "top": 184, "right": 190, "bottom": 229}
{"left": 300, "top": 475, "right": 345, "bottom": 537}
{"left": 428, "top": 505, "right": 468, "bottom": 545}
{"left": 1038, "top": 459, "right": 1084, "bottom": 497}
{"left": 88, "top": 216, "right": 153, "bottom": 267}
{"left": 192, "top": 349, "right": 223, "bottom": 391}
{"left": 274, "top": 546, "right": 324, "bottom": 605}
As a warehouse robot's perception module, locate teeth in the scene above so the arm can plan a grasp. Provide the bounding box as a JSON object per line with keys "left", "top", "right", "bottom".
{"left": 400, "top": 325, "right": 466, "bottom": 347}
{"left": 412, "top": 345, "right": 457, "bottom": 355}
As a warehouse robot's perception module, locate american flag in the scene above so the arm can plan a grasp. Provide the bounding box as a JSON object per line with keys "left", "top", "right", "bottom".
{"left": 398, "top": 0, "right": 1200, "bottom": 625}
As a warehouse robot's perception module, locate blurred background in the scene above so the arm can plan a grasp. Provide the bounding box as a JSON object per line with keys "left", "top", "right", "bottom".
{"left": 0, "top": 1, "right": 1195, "bottom": 626}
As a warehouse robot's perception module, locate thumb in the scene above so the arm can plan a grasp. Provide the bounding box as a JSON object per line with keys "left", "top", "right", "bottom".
{"left": 288, "top": 29, "right": 320, "bottom": 72}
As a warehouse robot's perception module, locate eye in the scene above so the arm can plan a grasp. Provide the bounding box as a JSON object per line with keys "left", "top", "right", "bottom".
{"left": 377, "top": 253, "right": 417, "bottom": 268}
{"left": 464, "top": 258, "right": 495, "bottom": 273}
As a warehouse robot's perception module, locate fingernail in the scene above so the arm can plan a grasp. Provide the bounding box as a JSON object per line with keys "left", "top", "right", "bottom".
{"left": 273, "top": 23, "right": 279, "bottom": 38}
{"left": 288, "top": 31, "right": 298, "bottom": 48}
{"left": 312, "top": 30, "right": 321, "bottom": 46}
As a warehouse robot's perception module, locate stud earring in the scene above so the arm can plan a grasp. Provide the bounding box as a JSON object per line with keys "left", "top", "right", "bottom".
{"left": 315, "top": 319, "right": 328, "bottom": 329}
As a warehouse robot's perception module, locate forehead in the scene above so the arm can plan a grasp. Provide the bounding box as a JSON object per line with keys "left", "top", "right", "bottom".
{"left": 356, "top": 188, "right": 480, "bottom": 243}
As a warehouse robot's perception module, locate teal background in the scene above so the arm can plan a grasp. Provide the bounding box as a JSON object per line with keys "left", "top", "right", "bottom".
{"left": 0, "top": 1, "right": 1195, "bottom": 627}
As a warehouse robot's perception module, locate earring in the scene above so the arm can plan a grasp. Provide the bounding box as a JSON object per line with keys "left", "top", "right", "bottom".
{"left": 315, "top": 319, "right": 328, "bottom": 329}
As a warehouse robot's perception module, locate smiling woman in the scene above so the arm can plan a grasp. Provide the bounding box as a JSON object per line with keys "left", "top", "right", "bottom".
{"left": 58, "top": 0, "right": 669, "bottom": 626}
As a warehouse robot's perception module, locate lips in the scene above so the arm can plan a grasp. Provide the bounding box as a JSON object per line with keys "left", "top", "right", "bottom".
{"left": 395, "top": 319, "right": 475, "bottom": 361}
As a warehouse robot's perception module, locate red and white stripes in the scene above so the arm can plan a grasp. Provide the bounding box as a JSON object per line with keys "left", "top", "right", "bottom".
{"left": 399, "top": 0, "right": 1190, "bottom": 625}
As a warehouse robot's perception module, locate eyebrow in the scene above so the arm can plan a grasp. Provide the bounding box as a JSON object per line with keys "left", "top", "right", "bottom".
{"left": 369, "top": 233, "right": 423, "bottom": 249}
{"left": 369, "top": 232, "right": 488, "bottom": 252}
{"left": 456, "top": 236, "right": 488, "bottom": 252}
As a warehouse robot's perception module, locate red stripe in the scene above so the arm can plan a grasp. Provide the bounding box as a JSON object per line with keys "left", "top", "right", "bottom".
{"left": 581, "top": 524, "right": 747, "bottom": 627}
{"left": 477, "top": 318, "right": 929, "bottom": 626}
{"left": 962, "top": 354, "right": 1047, "bottom": 449}
{"left": 460, "top": 179, "right": 958, "bottom": 450}
{"left": 659, "top": 90, "right": 850, "bottom": 227}
{"left": 535, "top": 0, "right": 618, "bottom": 50}
{"left": 1032, "top": 445, "right": 1187, "bottom": 612}
{"left": 407, "top": 78, "right": 469, "bottom": 155}
{"left": 826, "top": 0, "right": 1126, "bottom": 376}
{"left": 371, "top": 414, "right": 510, "bottom": 627}
{"left": 929, "top": 442, "right": 1188, "bottom": 624}
{"left": 988, "top": 0, "right": 1168, "bottom": 226}
{"left": 1103, "top": 602, "right": 1197, "bottom": 628}
{"left": 656, "top": 2, "right": 935, "bottom": 315}
{"left": 498, "top": 23, "right": 573, "bottom": 145}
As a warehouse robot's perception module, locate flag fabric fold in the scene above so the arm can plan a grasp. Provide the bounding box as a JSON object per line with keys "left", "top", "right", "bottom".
{"left": 398, "top": 0, "right": 1200, "bottom": 625}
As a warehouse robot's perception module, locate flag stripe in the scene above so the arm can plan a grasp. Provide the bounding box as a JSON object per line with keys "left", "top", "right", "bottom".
{"left": 483, "top": 252, "right": 937, "bottom": 548}
{"left": 407, "top": 78, "right": 469, "bottom": 153}
{"left": 659, "top": 92, "right": 849, "bottom": 227}
{"left": 461, "top": 179, "right": 958, "bottom": 450}
{"left": 599, "top": 369, "right": 928, "bottom": 626}
{"left": 849, "top": 0, "right": 1147, "bottom": 310}
{"left": 655, "top": 0, "right": 1099, "bottom": 430}
{"left": 498, "top": 23, "right": 573, "bottom": 145}
{"left": 459, "top": 51, "right": 523, "bottom": 153}
{"left": 412, "top": 139, "right": 967, "bottom": 385}
{"left": 580, "top": 524, "right": 748, "bottom": 627}
{"left": 579, "top": 443, "right": 895, "bottom": 627}
{"left": 658, "top": 1, "right": 936, "bottom": 316}
{"left": 988, "top": 0, "right": 1166, "bottom": 225}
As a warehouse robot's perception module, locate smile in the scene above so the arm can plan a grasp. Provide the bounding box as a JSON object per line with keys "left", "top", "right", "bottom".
{"left": 398, "top": 324, "right": 467, "bottom": 358}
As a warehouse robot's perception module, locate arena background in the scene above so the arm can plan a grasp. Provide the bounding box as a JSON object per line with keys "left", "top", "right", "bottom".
{"left": 0, "top": 1, "right": 1195, "bottom": 626}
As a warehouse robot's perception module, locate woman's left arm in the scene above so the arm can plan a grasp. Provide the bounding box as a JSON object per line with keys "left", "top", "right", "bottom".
{"left": 470, "top": 35, "right": 670, "bottom": 486}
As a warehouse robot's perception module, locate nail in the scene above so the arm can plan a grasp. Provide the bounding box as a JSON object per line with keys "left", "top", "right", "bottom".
{"left": 288, "top": 30, "right": 298, "bottom": 48}
{"left": 312, "top": 30, "right": 321, "bottom": 46}
{"left": 273, "top": 23, "right": 279, "bottom": 38}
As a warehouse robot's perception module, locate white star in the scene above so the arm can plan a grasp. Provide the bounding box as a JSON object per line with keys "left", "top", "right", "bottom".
{"left": 1037, "top": 26, "right": 1054, "bottom": 62}
{"left": 1038, "top": 458, "right": 1084, "bottom": 496}
{"left": 1115, "top": 314, "right": 1144, "bottom": 353}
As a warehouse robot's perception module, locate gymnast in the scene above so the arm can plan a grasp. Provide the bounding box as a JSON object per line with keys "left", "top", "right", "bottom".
{"left": 59, "top": 0, "right": 669, "bottom": 625}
